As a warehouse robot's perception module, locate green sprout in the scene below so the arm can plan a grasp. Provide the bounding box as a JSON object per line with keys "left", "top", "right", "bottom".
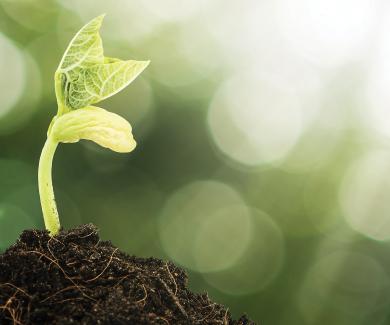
{"left": 38, "top": 15, "right": 150, "bottom": 236}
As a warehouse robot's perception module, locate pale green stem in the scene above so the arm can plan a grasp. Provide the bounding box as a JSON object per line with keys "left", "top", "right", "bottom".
{"left": 38, "top": 135, "right": 60, "bottom": 235}
{"left": 54, "top": 72, "right": 68, "bottom": 116}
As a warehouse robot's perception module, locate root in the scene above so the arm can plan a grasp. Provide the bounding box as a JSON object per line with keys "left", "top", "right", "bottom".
{"left": 155, "top": 316, "right": 170, "bottom": 325}
{"left": 47, "top": 236, "right": 65, "bottom": 253}
{"left": 164, "top": 263, "right": 178, "bottom": 295}
{"left": 25, "top": 250, "right": 95, "bottom": 302}
{"left": 0, "top": 293, "right": 24, "bottom": 325}
{"left": 223, "top": 309, "right": 229, "bottom": 325}
{"left": 0, "top": 283, "right": 31, "bottom": 325}
{"left": 86, "top": 248, "right": 118, "bottom": 283}
{"left": 55, "top": 297, "right": 85, "bottom": 304}
{"left": 135, "top": 284, "right": 148, "bottom": 307}
{"left": 0, "top": 284, "right": 30, "bottom": 298}
{"left": 198, "top": 303, "right": 217, "bottom": 322}
{"left": 40, "top": 286, "right": 80, "bottom": 303}
{"left": 79, "top": 229, "right": 97, "bottom": 239}
{"left": 158, "top": 278, "right": 188, "bottom": 319}
{"left": 0, "top": 305, "right": 24, "bottom": 325}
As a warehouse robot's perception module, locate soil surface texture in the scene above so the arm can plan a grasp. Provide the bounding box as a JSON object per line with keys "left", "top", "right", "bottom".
{"left": 0, "top": 224, "right": 255, "bottom": 325}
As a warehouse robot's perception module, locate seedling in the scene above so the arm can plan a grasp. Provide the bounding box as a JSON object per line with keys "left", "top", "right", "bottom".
{"left": 38, "top": 15, "right": 149, "bottom": 235}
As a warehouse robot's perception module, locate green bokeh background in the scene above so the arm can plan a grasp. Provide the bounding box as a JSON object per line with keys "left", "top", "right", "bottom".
{"left": 1, "top": 1, "right": 390, "bottom": 324}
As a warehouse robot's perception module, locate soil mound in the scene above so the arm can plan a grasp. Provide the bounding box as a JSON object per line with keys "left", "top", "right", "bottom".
{"left": 0, "top": 224, "right": 254, "bottom": 324}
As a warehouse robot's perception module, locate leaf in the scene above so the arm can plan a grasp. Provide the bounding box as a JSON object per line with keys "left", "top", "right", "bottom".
{"left": 66, "top": 59, "right": 149, "bottom": 109}
{"left": 55, "top": 14, "right": 150, "bottom": 111}
{"left": 50, "top": 106, "right": 136, "bottom": 153}
{"left": 58, "top": 15, "right": 105, "bottom": 73}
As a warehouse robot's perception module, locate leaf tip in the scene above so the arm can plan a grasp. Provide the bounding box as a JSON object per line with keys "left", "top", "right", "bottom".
{"left": 118, "top": 138, "right": 137, "bottom": 153}
{"left": 88, "top": 13, "right": 106, "bottom": 28}
{"left": 98, "top": 13, "right": 107, "bottom": 20}
{"left": 139, "top": 60, "right": 151, "bottom": 72}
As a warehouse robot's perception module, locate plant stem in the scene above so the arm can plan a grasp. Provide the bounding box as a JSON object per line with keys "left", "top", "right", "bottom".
{"left": 54, "top": 72, "right": 68, "bottom": 116}
{"left": 38, "top": 135, "right": 60, "bottom": 235}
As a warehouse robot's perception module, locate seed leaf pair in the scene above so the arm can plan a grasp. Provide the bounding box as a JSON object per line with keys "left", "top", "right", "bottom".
{"left": 54, "top": 14, "right": 149, "bottom": 152}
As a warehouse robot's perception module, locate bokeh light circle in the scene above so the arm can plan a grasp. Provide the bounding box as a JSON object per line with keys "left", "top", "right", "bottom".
{"left": 202, "top": 209, "right": 284, "bottom": 295}
{"left": 0, "top": 33, "right": 26, "bottom": 120}
{"left": 276, "top": 0, "right": 376, "bottom": 68}
{"left": 0, "top": 50, "right": 42, "bottom": 135}
{"left": 193, "top": 205, "right": 252, "bottom": 273}
{"left": 340, "top": 149, "right": 390, "bottom": 241}
{"left": 207, "top": 72, "right": 304, "bottom": 167}
{"left": 203, "top": 0, "right": 277, "bottom": 68}
{"left": 298, "top": 251, "right": 390, "bottom": 324}
{"left": 158, "top": 180, "right": 251, "bottom": 272}
{"left": 282, "top": 119, "right": 344, "bottom": 173}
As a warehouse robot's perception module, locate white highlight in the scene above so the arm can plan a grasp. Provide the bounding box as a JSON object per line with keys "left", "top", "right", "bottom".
{"left": 340, "top": 149, "right": 390, "bottom": 241}
{"left": 208, "top": 72, "right": 304, "bottom": 166}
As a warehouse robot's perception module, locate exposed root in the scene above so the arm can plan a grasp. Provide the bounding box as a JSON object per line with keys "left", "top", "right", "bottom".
{"left": 78, "top": 230, "right": 97, "bottom": 239}
{"left": 223, "top": 309, "right": 229, "bottom": 325}
{"left": 47, "top": 236, "right": 65, "bottom": 252}
{"left": 40, "top": 286, "right": 80, "bottom": 303}
{"left": 135, "top": 284, "right": 148, "bottom": 307}
{"left": 158, "top": 278, "right": 188, "bottom": 319}
{"left": 0, "top": 294, "right": 24, "bottom": 325}
{"left": 155, "top": 316, "right": 170, "bottom": 325}
{"left": 164, "top": 263, "right": 178, "bottom": 295}
{"left": 0, "top": 305, "right": 24, "bottom": 325}
{"left": 86, "top": 248, "right": 118, "bottom": 283}
{"left": 25, "top": 250, "right": 95, "bottom": 302}
{"left": 55, "top": 297, "right": 85, "bottom": 304}
{"left": 0, "top": 284, "right": 31, "bottom": 298}
{"left": 198, "top": 303, "right": 217, "bottom": 322}
{"left": 113, "top": 275, "right": 129, "bottom": 288}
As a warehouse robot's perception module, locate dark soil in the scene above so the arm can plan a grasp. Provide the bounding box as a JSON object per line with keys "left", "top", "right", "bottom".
{"left": 0, "top": 224, "right": 255, "bottom": 324}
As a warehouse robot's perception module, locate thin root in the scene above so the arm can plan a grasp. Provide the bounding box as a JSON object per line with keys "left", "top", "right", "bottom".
{"left": 0, "top": 284, "right": 31, "bottom": 298}
{"left": 40, "top": 286, "right": 80, "bottom": 303}
{"left": 155, "top": 316, "right": 170, "bottom": 325}
{"left": 158, "top": 278, "right": 187, "bottom": 318}
{"left": 0, "top": 295, "right": 24, "bottom": 325}
{"left": 86, "top": 248, "right": 118, "bottom": 283}
{"left": 223, "top": 308, "right": 229, "bottom": 325}
{"left": 25, "top": 250, "right": 95, "bottom": 302}
{"left": 164, "top": 263, "right": 178, "bottom": 295}
{"left": 135, "top": 284, "right": 148, "bottom": 306}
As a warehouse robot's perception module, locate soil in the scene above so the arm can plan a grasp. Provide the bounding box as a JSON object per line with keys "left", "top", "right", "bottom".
{"left": 0, "top": 224, "right": 255, "bottom": 325}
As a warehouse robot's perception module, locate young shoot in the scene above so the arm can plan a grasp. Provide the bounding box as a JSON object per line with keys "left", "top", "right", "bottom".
{"left": 38, "top": 15, "right": 149, "bottom": 235}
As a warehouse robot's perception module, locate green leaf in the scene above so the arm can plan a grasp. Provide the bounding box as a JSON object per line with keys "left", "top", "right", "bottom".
{"left": 58, "top": 14, "right": 105, "bottom": 73}
{"left": 55, "top": 14, "right": 150, "bottom": 112}
{"left": 50, "top": 106, "right": 136, "bottom": 153}
{"left": 66, "top": 59, "right": 149, "bottom": 109}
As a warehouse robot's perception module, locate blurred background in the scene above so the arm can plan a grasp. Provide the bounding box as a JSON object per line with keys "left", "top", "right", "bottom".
{"left": 1, "top": 0, "right": 390, "bottom": 324}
